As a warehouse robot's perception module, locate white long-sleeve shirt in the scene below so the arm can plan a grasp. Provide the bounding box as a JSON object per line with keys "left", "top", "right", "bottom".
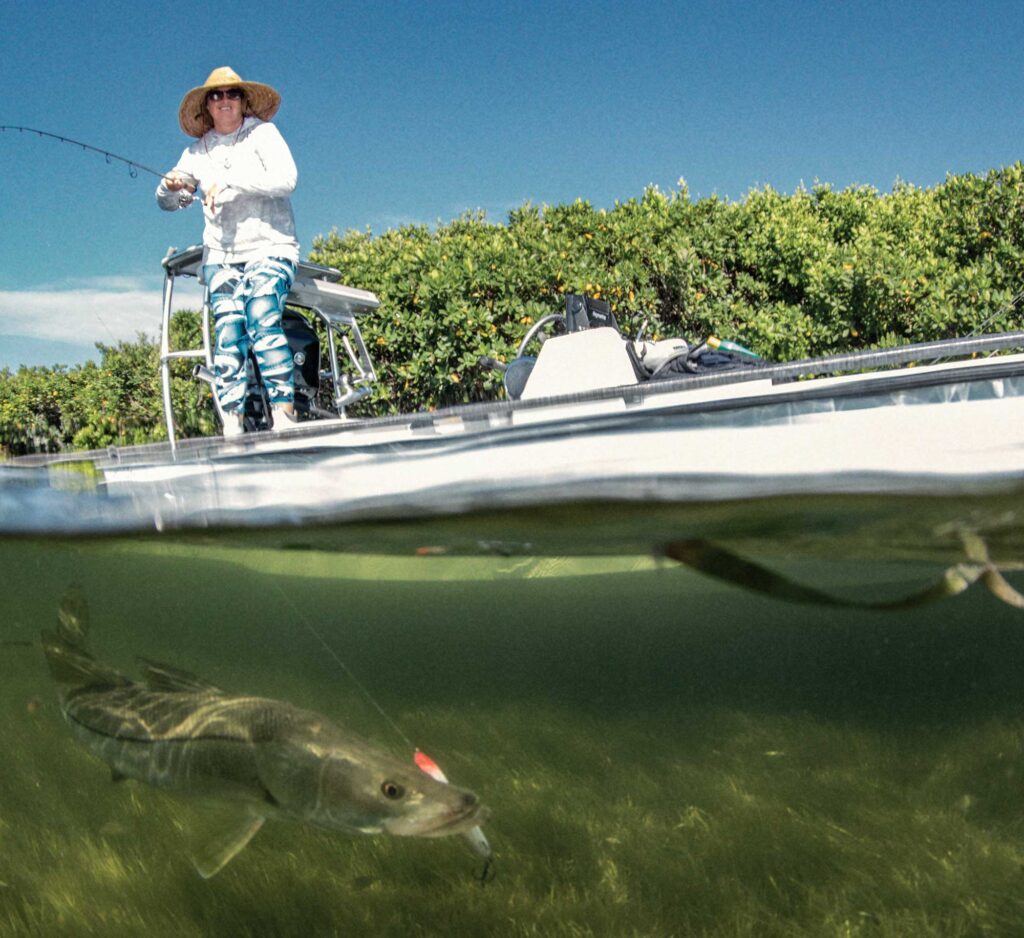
{"left": 156, "top": 117, "right": 300, "bottom": 266}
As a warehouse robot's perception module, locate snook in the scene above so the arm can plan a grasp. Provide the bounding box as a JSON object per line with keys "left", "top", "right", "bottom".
{"left": 41, "top": 600, "right": 488, "bottom": 878}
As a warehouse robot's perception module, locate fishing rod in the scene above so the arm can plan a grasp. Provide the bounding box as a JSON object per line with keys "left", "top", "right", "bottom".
{"left": 1, "top": 124, "right": 168, "bottom": 179}
{"left": 1, "top": 124, "right": 199, "bottom": 200}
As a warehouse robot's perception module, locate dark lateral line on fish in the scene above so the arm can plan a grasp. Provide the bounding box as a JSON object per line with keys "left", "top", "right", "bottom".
{"left": 64, "top": 709, "right": 256, "bottom": 745}
{"left": 1, "top": 640, "right": 34, "bottom": 647}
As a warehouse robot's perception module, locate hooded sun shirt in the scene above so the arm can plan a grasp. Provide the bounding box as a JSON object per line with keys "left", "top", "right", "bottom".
{"left": 156, "top": 117, "right": 299, "bottom": 267}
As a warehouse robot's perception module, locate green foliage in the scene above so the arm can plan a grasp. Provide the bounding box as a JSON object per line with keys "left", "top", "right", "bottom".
{"left": 0, "top": 311, "right": 214, "bottom": 458}
{"left": 4, "top": 165, "right": 1024, "bottom": 454}
{"left": 311, "top": 164, "right": 1024, "bottom": 413}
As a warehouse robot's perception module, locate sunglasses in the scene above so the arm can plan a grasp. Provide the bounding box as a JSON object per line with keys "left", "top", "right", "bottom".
{"left": 207, "top": 88, "right": 245, "bottom": 102}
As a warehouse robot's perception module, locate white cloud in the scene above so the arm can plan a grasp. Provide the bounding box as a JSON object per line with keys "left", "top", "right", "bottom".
{"left": 79, "top": 275, "right": 162, "bottom": 292}
{"left": 0, "top": 278, "right": 205, "bottom": 347}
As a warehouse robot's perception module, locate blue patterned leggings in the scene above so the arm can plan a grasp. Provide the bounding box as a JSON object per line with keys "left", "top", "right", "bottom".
{"left": 203, "top": 257, "right": 297, "bottom": 414}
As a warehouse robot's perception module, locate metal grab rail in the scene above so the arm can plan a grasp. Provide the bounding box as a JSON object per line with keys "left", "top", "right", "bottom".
{"left": 286, "top": 278, "right": 380, "bottom": 415}
{"left": 158, "top": 245, "right": 380, "bottom": 450}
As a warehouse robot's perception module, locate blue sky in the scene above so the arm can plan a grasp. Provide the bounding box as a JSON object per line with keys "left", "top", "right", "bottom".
{"left": 1, "top": 0, "right": 1021, "bottom": 369}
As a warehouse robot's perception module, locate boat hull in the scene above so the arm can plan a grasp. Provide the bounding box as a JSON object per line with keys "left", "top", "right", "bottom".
{"left": 4, "top": 352, "right": 1022, "bottom": 537}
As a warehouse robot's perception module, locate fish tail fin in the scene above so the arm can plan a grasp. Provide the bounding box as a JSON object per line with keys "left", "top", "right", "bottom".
{"left": 40, "top": 629, "right": 131, "bottom": 689}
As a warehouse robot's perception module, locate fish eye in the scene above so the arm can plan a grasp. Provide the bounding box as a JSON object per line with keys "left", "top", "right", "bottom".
{"left": 381, "top": 780, "right": 405, "bottom": 800}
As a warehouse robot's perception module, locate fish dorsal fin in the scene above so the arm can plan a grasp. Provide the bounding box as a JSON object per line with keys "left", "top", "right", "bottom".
{"left": 40, "top": 630, "right": 132, "bottom": 688}
{"left": 56, "top": 583, "right": 90, "bottom": 651}
{"left": 136, "top": 657, "right": 225, "bottom": 694}
{"left": 187, "top": 806, "right": 265, "bottom": 879}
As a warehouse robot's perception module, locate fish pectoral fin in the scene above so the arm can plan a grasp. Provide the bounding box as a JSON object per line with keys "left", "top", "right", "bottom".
{"left": 110, "top": 768, "right": 128, "bottom": 783}
{"left": 188, "top": 808, "right": 265, "bottom": 880}
{"left": 135, "top": 657, "right": 225, "bottom": 695}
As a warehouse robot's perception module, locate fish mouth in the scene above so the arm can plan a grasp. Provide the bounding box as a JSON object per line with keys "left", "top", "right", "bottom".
{"left": 388, "top": 802, "right": 490, "bottom": 839}
{"left": 434, "top": 802, "right": 490, "bottom": 835}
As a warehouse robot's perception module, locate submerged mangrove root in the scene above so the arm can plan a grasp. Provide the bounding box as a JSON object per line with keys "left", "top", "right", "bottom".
{"left": 662, "top": 532, "right": 1024, "bottom": 611}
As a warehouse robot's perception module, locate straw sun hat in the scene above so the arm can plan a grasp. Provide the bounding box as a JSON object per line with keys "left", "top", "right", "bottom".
{"left": 178, "top": 66, "right": 280, "bottom": 137}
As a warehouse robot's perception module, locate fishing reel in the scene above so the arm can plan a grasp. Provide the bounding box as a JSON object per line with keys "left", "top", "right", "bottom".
{"left": 178, "top": 176, "right": 201, "bottom": 208}
{"left": 166, "top": 171, "right": 201, "bottom": 208}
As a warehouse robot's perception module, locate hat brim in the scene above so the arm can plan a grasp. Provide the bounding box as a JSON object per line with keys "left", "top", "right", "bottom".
{"left": 178, "top": 79, "right": 280, "bottom": 137}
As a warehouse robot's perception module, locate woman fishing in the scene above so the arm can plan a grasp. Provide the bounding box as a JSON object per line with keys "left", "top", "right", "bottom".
{"left": 156, "top": 66, "right": 300, "bottom": 436}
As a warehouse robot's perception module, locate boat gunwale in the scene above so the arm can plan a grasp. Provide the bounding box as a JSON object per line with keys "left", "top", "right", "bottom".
{"left": 6, "top": 333, "right": 1024, "bottom": 472}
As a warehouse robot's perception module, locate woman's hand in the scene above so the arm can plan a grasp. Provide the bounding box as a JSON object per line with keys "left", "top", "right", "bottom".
{"left": 163, "top": 170, "right": 197, "bottom": 193}
{"left": 203, "top": 183, "right": 226, "bottom": 212}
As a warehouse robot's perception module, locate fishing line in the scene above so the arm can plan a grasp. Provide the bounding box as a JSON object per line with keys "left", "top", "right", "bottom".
{"left": 269, "top": 580, "right": 496, "bottom": 884}
{"left": 268, "top": 579, "right": 417, "bottom": 752}
{"left": 929, "top": 287, "right": 1024, "bottom": 365}
{"left": 973, "top": 287, "right": 1024, "bottom": 335}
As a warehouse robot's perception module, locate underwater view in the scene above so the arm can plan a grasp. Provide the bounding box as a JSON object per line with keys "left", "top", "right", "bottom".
{"left": 2, "top": 491, "right": 1024, "bottom": 937}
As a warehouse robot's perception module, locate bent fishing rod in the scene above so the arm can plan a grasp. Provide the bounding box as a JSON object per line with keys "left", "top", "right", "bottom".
{"left": 1, "top": 124, "right": 199, "bottom": 199}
